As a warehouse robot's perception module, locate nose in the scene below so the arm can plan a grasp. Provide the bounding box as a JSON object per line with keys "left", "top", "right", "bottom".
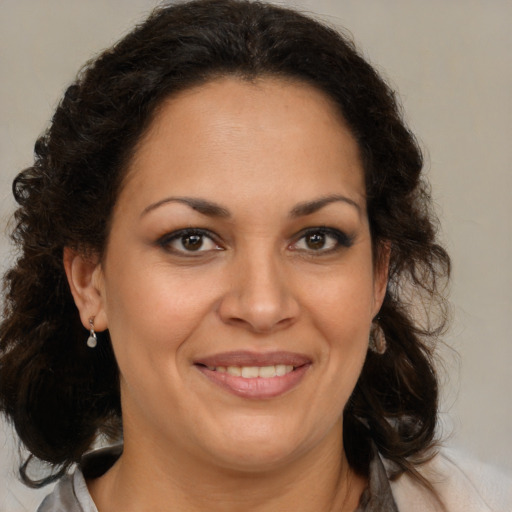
{"left": 217, "top": 248, "right": 300, "bottom": 334}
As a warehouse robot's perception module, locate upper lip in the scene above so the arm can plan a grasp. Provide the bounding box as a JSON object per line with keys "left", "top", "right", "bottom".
{"left": 194, "top": 351, "right": 311, "bottom": 368}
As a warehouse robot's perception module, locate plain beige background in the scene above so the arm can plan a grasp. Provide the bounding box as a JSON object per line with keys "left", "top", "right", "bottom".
{"left": 1, "top": 1, "right": 511, "bottom": 510}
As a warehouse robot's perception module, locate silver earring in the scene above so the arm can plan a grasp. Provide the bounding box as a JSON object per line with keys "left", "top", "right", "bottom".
{"left": 369, "top": 321, "right": 386, "bottom": 354}
{"left": 87, "top": 317, "right": 97, "bottom": 348}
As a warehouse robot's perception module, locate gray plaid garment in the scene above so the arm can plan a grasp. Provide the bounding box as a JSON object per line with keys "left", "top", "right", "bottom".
{"left": 37, "top": 445, "right": 399, "bottom": 512}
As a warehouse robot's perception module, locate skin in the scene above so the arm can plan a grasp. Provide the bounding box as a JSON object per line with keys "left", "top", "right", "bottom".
{"left": 65, "top": 77, "right": 388, "bottom": 512}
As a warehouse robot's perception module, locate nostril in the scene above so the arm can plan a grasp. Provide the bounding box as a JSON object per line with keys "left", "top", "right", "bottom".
{"left": 216, "top": 268, "right": 300, "bottom": 333}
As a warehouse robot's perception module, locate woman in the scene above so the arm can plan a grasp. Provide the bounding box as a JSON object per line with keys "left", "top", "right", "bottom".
{"left": 0, "top": 1, "right": 509, "bottom": 511}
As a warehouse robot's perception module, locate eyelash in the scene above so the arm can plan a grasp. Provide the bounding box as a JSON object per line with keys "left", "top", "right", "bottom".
{"left": 157, "top": 228, "right": 222, "bottom": 255}
{"left": 157, "top": 227, "right": 354, "bottom": 256}
{"left": 290, "top": 227, "right": 354, "bottom": 254}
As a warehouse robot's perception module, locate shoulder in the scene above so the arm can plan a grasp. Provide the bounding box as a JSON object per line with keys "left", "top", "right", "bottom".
{"left": 36, "top": 470, "right": 96, "bottom": 512}
{"left": 36, "top": 444, "right": 122, "bottom": 512}
{"left": 389, "top": 449, "right": 512, "bottom": 512}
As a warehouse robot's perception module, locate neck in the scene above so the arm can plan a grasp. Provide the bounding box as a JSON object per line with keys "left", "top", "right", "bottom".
{"left": 88, "top": 424, "right": 366, "bottom": 512}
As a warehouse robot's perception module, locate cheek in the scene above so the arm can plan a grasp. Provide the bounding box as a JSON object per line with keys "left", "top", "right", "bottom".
{"left": 101, "top": 263, "right": 221, "bottom": 430}
{"left": 301, "top": 263, "right": 377, "bottom": 335}
{"left": 102, "top": 258, "right": 219, "bottom": 369}
{"left": 299, "top": 265, "right": 374, "bottom": 393}
{"left": 318, "top": 304, "right": 370, "bottom": 378}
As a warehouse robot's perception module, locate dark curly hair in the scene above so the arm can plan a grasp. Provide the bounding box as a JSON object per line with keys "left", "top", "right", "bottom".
{"left": 0, "top": 0, "right": 450, "bottom": 491}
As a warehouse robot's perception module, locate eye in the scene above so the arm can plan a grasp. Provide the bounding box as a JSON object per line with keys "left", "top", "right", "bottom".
{"left": 158, "top": 229, "right": 222, "bottom": 254}
{"left": 291, "top": 228, "right": 353, "bottom": 253}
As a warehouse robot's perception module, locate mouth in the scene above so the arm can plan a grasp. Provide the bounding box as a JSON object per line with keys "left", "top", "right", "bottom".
{"left": 202, "top": 364, "right": 295, "bottom": 378}
{"left": 194, "top": 351, "right": 311, "bottom": 399}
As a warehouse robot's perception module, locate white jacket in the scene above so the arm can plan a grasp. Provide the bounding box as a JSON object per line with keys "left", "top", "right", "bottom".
{"left": 390, "top": 450, "right": 512, "bottom": 511}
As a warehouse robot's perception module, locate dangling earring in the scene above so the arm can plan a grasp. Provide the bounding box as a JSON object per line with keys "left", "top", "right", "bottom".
{"left": 87, "top": 317, "right": 97, "bottom": 348}
{"left": 369, "top": 321, "right": 386, "bottom": 354}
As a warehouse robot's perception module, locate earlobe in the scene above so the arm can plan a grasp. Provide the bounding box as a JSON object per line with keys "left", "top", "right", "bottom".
{"left": 63, "top": 247, "right": 107, "bottom": 331}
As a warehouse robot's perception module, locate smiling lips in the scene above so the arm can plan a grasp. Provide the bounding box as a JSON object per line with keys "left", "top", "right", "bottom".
{"left": 194, "top": 351, "right": 311, "bottom": 399}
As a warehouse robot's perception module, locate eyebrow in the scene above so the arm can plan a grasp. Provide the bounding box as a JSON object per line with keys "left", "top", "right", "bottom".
{"left": 141, "top": 197, "right": 231, "bottom": 218}
{"left": 289, "top": 194, "right": 362, "bottom": 217}
{"left": 141, "top": 193, "right": 362, "bottom": 219}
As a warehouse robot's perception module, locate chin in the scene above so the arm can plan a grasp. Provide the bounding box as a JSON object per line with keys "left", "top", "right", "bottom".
{"left": 197, "top": 418, "right": 323, "bottom": 473}
{"left": 210, "top": 444, "right": 304, "bottom": 474}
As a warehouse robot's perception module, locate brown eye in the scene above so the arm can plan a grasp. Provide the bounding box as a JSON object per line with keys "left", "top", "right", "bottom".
{"left": 158, "top": 229, "right": 221, "bottom": 254}
{"left": 291, "top": 228, "right": 354, "bottom": 253}
{"left": 182, "top": 234, "right": 204, "bottom": 251}
{"left": 305, "top": 232, "right": 326, "bottom": 250}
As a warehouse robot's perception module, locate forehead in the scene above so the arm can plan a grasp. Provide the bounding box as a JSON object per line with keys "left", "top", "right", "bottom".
{"left": 121, "top": 76, "right": 365, "bottom": 212}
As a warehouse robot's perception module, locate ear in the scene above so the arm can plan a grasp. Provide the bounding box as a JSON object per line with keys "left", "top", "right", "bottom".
{"left": 63, "top": 247, "right": 108, "bottom": 331}
{"left": 372, "top": 240, "right": 391, "bottom": 316}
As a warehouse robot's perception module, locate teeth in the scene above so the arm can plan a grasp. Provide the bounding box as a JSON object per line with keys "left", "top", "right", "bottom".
{"left": 227, "top": 366, "right": 241, "bottom": 376}
{"left": 259, "top": 365, "right": 277, "bottom": 378}
{"left": 241, "top": 366, "right": 259, "bottom": 378}
{"left": 207, "top": 365, "right": 227, "bottom": 373}
{"left": 276, "top": 364, "right": 288, "bottom": 376}
{"left": 209, "top": 364, "right": 294, "bottom": 378}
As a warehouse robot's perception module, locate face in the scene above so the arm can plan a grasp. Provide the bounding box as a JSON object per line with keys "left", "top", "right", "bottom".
{"left": 71, "top": 77, "right": 387, "bottom": 473}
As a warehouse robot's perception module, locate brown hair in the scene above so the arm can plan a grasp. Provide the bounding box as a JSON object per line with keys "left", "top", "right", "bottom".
{"left": 0, "top": 0, "right": 450, "bottom": 488}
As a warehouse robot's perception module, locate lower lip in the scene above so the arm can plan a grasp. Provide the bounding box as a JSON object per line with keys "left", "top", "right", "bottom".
{"left": 196, "top": 364, "right": 310, "bottom": 399}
